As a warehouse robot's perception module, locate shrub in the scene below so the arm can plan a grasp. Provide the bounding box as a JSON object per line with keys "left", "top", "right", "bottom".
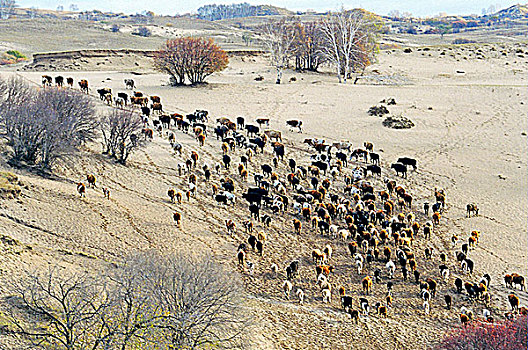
{"left": 438, "top": 316, "right": 528, "bottom": 350}
{"left": 134, "top": 26, "right": 151, "bottom": 37}
{"left": 154, "top": 37, "right": 229, "bottom": 85}
{"left": 100, "top": 109, "right": 145, "bottom": 164}
{"left": 110, "top": 24, "right": 120, "bottom": 32}
{"left": 0, "top": 77, "right": 98, "bottom": 169}
{"left": 5, "top": 50, "right": 25, "bottom": 59}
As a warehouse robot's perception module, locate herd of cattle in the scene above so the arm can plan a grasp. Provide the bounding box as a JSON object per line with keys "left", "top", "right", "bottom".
{"left": 49, "top": 75, "right": 526, "bottom": 327}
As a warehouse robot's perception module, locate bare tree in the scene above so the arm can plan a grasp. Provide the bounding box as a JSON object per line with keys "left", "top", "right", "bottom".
{"left": 107, "top": 253, "right": 158, "bottom": 349}
{"left": 259, "top": 17, "right": 297, "bottom": 84}
{"left": 6, "top": 268, "right": 111, "bottom": 350}
{"left": 151, "top": 253, "right": 251, "bottom": 349}
{"left": 0, "top": 77, "right": 98, "bottom": 168}
{"left": 0, "top": 0, "right": 16, "bottom": 20}
{"left": 319, "top": 9, "right": 382, "bottom": 83}
{"left": 100, "top": 109, "right": 145, "bottom": 164}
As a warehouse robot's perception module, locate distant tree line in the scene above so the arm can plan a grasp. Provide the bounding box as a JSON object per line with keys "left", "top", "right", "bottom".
{"left": 196, "top": 2, "right": 283, "bottom": 21}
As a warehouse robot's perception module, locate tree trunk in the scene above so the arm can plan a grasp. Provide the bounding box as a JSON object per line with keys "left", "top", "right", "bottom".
{"left": 276, "top": 67, "right": 282, "bottom": 84}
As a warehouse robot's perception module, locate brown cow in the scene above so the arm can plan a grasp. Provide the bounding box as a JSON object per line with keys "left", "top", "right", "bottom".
{"left": 78, "top": 79, "right": 89, "bottom": 93}
{"left": 86, "top": 174, "right": 96, "bottom": 188}
{"left": 77, "top": 182, "right": 86, "bottom": 197}
{"left": 173, "top": 212, "right": 182, "bottom": 227}
{"left": 362, "top": 276, "right": 373, "bottom": 295}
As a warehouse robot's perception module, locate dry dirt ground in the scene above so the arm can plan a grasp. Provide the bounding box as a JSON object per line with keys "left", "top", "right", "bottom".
{"left": 0, "top": 42, "right": 527, "bottom": 349}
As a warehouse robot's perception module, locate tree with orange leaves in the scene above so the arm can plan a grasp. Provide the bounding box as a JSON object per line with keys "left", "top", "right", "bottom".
{"left": 154, "top": 37, "right": 229, "bottom": 86}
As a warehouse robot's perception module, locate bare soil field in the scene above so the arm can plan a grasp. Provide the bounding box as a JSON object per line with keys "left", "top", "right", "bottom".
{"left": 0, "top": 38, "right": 527, "bottom": 349}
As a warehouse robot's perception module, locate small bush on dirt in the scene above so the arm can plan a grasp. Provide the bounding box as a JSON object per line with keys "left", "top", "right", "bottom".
{"left": 368, "top": 105, "right": 389, "bottom": 116}
{"left": 438, "top": 316, "right": 527, "bottom": 350}
{"left": 134, "top": 26, "right": 151, "bottom": 37}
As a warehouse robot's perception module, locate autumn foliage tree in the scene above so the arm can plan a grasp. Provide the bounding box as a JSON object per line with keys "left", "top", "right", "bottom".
{"left": 292, "top": 21, "right": 325, "bottom": 72}
{"left": 154, "top": 37, "right": 229, "bottom": 86}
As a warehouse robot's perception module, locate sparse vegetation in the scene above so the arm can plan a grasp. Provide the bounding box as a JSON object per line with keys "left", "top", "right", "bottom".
{"left": 0, "top": 50, "right": 26, "bottom": 65}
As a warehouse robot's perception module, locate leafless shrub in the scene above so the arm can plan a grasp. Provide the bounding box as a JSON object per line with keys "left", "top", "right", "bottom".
{"left": 149, "top": 252, "right": 251, "bottom": 349}
{"left": 0, "top": 76, "right": 98, "bottom": 169}
{"left": 100, "top": 109, "right": 145, "bottom": 164}
{"left": 6, "top": 251, "right": 251, "bottom": 350}
{"left": 6, "top": 267, "right": 111, "bottom": 350}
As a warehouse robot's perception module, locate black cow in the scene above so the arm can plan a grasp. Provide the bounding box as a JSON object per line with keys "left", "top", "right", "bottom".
{"left": 289, "top": 158, "right": 296, "bottom": 172}
{"left": 366, "top": 164, "right": 381, "bottom": 176}
{"left": 249, "top": 204, "right": 260, "bottom": 220}
{"left": 245, "top": 124, "right": 260, "bottom": 137}
{"left": 159, "top": 115, "right": 171, "bottom": 128}
{"left": 312, "top": 161, "right": 328, "bottom": 175}
{"left": 243, "top": 193, "right": 262, "bottom": 206}
{"left": 117, "top": 92, "right": 128, "bottom": 105}
{"left": 261, "top": 214, "right": 272, "bottom": 226}
{"left": 341, "top": 296, "right": 353, "bottom": 311}
{"left": 222, "top": 154, "right": 231, "bottom": 169}
{"left": 335, "top": 152, "right": 348, "bottom": 167}
{"left": 273, "top": 144, "right": 285, "bottom": 160}
{"left": 261, "top": 164, "right": 273, "bottom": 177}
{"left": 97, "top": 88, "right": 111, "bottom": 100}
{"left": 249, "top": 137, "right": 265, "bottom": 153}
{"left": 214, "top": 125, "right": 228, "bottom": 140}
{"left": 141, "top": 106, "right": 150, "bottom": 117}
{"left": 248, "top": 187, "right": 268, "bottom": 197}
{"left": 318, "top": 220, "right": 330, "bottom": 234}
{"left": 214, "top": 194, "right": 228, "bottom": 205}
{"left": 391, "top": 163, "right": 407, "bottom": 178}
{"left": 237, "top": 117, "right": 245, "bottom": 128}
{"left": 397, "top": 157, "right": 417, "bottom": 170}
{"left": 221, "top": 182, "right": 234, "bottom": 193}
{"left": 369, "top": 152, "right": 380, "bottom": 165}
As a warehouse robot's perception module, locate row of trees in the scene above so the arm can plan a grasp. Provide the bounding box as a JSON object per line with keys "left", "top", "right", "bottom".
{"left": 154, "top": 37, "right": 229, "bottom": 86}
{"left": 259, "top": 9, "right": 382, "bottom": 84}
{"left": 0, "top": 77, "right": 145, "bottom": 169}
{"left": 6, "top": 251, "right": 250, "bottom": 349}
{"left": 196, "top": 2, "right": 258, "bottom": 21}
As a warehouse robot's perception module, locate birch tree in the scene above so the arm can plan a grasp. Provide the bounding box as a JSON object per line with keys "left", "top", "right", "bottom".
{"left": 319, "top": 9, "right": 382, "bottom": 83}
{"left": 259, "top": 17, "right": 297, "bottom": 84}
{"left": 0, "top": 0, "right": 16, "bottom": 20}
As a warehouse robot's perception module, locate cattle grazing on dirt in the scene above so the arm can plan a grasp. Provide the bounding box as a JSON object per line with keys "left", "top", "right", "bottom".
{"left": 256, "top": 118, "right": 270, "bottom": 127}
{"left": 55, "top": 76, "right": 64, "bottom": 87}
{"left": 397, "top": 157, "right": 417, "bottom": 170}
{"left": 264, "top": 130, "right": 282, "bottom": 141}
{"left": 362, "top": 276, "right": 373, "bottom": 295}
{"left": 97, "top": 88, "right": 112, "bottom": 100}
{"left": 42, "top": 75, "right": 52, "bottom": 86}
{"left": 286, "top": 120, "right": 303, "bottom": 132}
{"left": 391, "top": 163, "right": 407, "bottom": 178}
{"left": 173, "top": 212, "right": 181, "bottom": 227}
{"left": 77, "top": 183, "right": 85, "bottom": 197}
{"left": 508, "top": 294, "right": 519, "bottom": 312}
{"left": 86, "top": 174, "right": 96, "bottom": 188}
{"left": 124, "top": 79, "right": 135, "bottom": 89}
{"left": 466, "top": 203, "right": 479, "bottom": 217}
{"left": 66, "top": 77, "right": 74, "bottom": 87}
{"left": 78, "top": 80, "right": 89, "bottom": 93}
